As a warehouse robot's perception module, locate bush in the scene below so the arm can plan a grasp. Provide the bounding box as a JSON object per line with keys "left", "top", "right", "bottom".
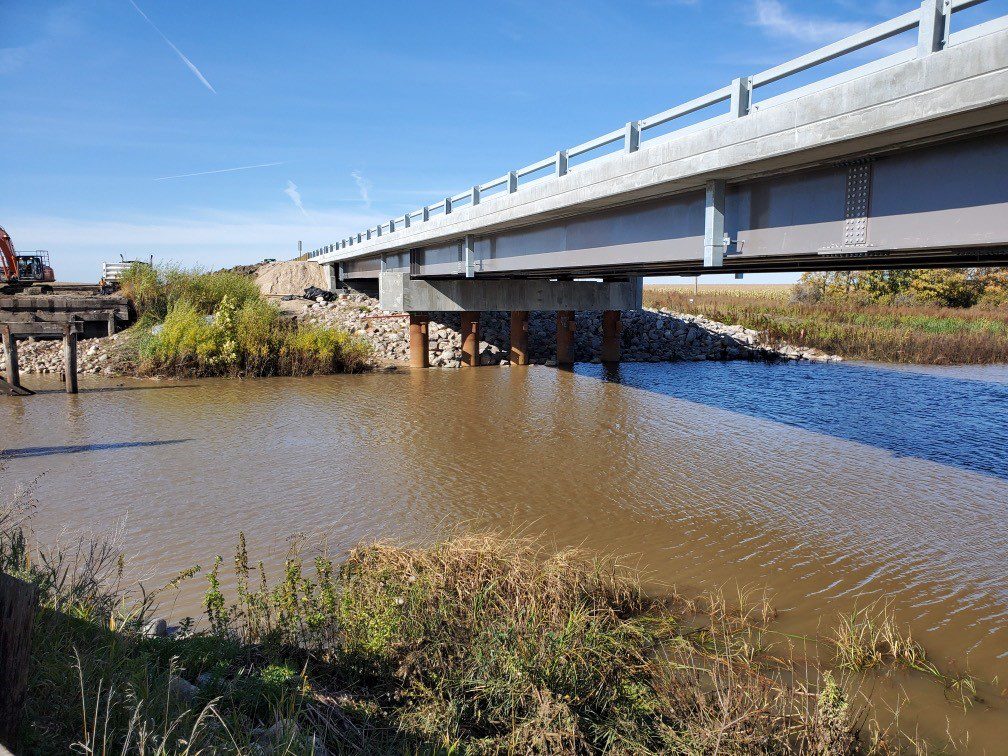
{"left": 117, "top": 264, "right": 371, "bottom": 378}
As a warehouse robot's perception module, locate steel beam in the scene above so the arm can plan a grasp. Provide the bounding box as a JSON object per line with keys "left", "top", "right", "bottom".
{"left": 704, "top": 179, "right": 726, "bottom": 267}
{"left": 601, "top": 310, "right": 621, "bottom": 364}
{"left": 408, "top": 314, "right": 429, "bottom": 369}
{"left": 460, "top": 312, "right": 480, "bottom": 367}
{"left": 556, "top": 310, "right": 575, "bottom": 368}
{"left": 509, "top": 311, "right": 529, "bottom": 365}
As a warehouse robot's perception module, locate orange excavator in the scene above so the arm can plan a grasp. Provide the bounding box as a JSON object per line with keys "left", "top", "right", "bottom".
{"left": 1, "top": 225, "right": 55, "bottom": 294}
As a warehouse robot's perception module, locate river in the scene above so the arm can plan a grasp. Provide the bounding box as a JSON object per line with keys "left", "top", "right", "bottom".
{"left": 3, "top": 360, "right": 1007, "bottom": 749}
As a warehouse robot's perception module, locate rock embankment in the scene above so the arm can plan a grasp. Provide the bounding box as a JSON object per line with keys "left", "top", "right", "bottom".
{"left": 0, "top": 334, "right": 126, "bottom": 376}
{"left": 298, "top": 288, "right": 841, "bottom": 367}
{"left": 1, "top": 288, "right": 839, "bottom": 376}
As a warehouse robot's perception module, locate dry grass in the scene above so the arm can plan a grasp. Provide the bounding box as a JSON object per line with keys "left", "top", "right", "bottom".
{"left": 644, "top": 287, "right": 1008, "bottom": 364}
{"left": 0, "top": 467, "right": 978, "bottom": 755}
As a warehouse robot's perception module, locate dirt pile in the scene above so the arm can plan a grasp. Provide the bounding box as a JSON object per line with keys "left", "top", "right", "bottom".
{"left": 254, "top": 261, "right": 327, "bottom": 297}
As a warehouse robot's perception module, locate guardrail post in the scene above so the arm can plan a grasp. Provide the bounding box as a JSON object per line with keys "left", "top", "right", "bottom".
{"left": 730, "top": 77, "right": 751, "bottom": 117}
{"left": 704, "top": 179, "right": 726, "bottom": 267}
{"left": 403, "top": 214, "right": 411, "bottom": 229}
{"left": 623, "top": 121, "right": 640, "bottom": 153}
{"left": 422, "top": 206, "right": 430, "bottom": 222}
{"left": 445, "top": 197, "right": 453, "bottom": 215}
{"left": 917, "top": 0, "right": 950, "bottom": 55}
{"left": 0, "top": 571, "right": 39, "bottom": 752}
{"left": 555, "top": 150, "right": 568, "bottom": 176}
{"left": 471, "top": 186, "right": 481, "bottom": 206}
{"left": 507, "top": 171, "right": 518, "bottom": 193}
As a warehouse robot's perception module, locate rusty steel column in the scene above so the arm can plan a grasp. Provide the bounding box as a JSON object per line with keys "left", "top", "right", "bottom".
{"left": 556, "top": 310, "right": 575, "bottom": 368}
{"left": 408, "top": 314, "right": 429, "bottom": 369}
{"left": 601, "top": 310, "right": 621, "bottom": 364}
{"left": 460, "top": 311, "right": 480, "bottom": 367}
{"left": 63, "top": 323, "right": 78, "bottom": 394}
{"left": 509, "top": 311, "right": 529, "bottom": 365}
{"left": 2, "top": 325, "right": 20, "bottom": 389}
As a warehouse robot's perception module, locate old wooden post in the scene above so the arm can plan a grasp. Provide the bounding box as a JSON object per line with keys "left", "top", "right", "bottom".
{"left": 63, "top": 323, "right": 78, "bottom": 394}
{"left": 2, "top": 325, "right": 19, "bottom": 389}
{"left": 0, "top": 572, "right": 39, "bottom": 751}
{"left": 107, "top": 311, "right": 116, "bottom": 337}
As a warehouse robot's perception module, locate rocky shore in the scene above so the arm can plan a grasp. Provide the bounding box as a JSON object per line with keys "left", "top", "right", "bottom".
{"left": 1, "top": 288, "right": 840, "bottom": 376}
{"left": 300, "top": 288, "right": 841, "bottom": 367}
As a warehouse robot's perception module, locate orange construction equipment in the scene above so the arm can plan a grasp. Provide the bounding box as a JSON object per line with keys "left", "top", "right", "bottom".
{"left": 1, "top": 225, "right": 55, "bottom": 294}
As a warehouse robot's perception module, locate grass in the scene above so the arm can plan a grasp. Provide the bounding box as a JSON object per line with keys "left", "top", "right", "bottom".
{"left": 0, "top": 468, "right": 983, "bottom": 755}
{"left": 645, "top": 286, "right": 1008, "bottom": 364}
{"left": 113, "top": 263, "right": 371, "bottom": 378}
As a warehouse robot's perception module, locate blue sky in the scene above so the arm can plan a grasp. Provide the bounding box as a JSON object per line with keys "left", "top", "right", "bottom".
{"left": 3, "top": 0, "right": 1005, "bottom": 283}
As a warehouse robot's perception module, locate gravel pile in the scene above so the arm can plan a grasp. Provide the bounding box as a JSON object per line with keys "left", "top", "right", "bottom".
{"left": 254, "top": 261, "right": 328, "bottom": 297}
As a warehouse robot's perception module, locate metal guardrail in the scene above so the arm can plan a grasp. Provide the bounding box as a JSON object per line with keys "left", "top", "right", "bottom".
{"left": 101, "top": 262, "right": 133, "bottom": 282}
{"left": 304, "top": 0, "right": 1003, "bottom": 261}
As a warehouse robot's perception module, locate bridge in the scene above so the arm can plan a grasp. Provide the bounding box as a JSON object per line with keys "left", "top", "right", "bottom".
{"left": 305, "top": 0, "right": 1008, "bottom": 368}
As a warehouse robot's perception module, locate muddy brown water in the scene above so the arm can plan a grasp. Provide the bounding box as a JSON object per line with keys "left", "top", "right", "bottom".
{"left": 3, "top": 361, "right": 1007, "bottom": 750}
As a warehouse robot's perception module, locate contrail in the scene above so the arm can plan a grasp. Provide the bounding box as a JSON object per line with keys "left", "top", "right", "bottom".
{"left": 154, "top": 162, "right": 285, "bottom": 181}
{"left": 128, "top": 0, "right": 217, "bottom": 94}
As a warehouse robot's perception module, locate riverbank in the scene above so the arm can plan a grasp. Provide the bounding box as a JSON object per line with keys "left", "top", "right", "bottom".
{"left": 2, "top": 486, "right": 976, "bottom": 754}
{"left": 646, "top": 285, "right": 1008, "bottom": 364}
{"left": 1, "top": 287, "right": 840, "bottom": 377}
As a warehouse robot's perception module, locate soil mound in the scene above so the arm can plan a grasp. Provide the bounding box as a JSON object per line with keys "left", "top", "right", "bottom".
{"left": 254, "top": 261, "right": 327, "bottom": 297}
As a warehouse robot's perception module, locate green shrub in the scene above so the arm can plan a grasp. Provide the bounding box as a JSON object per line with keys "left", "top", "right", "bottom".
{"left": 117, "top": 264, "right": 372, "bottom": 378}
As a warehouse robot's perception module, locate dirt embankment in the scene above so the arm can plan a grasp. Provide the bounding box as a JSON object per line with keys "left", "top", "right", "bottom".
{"left": 253, "top": 261, "right": 327, "bottom": 297}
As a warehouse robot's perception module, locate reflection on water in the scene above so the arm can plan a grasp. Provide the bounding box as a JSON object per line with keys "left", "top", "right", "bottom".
{"left": 2, "top": 361, "right": 1007, "bottom": 747}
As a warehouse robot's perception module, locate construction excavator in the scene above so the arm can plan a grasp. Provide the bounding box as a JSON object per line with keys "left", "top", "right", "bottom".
{"left": 1, "top": 225, "right": 55, "bottom": 294}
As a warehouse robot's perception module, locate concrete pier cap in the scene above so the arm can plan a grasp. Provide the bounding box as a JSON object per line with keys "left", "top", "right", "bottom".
{"left": 379, "top": 272, "right": 643, "bottom": 313}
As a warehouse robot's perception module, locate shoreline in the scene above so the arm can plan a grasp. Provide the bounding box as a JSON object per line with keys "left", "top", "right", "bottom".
{"left": 1, "top": 288, "right": 842, "bottom": 379}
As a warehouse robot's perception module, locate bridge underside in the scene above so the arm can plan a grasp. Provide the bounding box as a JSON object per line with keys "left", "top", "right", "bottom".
{"left": 343, "top": 129, "right": 1008, "bottom": 283}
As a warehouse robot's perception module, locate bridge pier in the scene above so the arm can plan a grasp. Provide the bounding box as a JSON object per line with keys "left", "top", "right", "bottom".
{"left": 460, "top": 312, "right": 480, "bottom": 367}
{"left": 601, "top": 310, "right": 621, "bottom": 364}
{"left": 408, "top": 314, "right": 429, "bottom": 369}
{"left": 509, "top": 311, "right": 529, "bottom": 366}
{"left": 556, "top": 311, "right": 575, "bottom": 368}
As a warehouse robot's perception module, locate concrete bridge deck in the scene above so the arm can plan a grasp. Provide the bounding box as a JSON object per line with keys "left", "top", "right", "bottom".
{"left": 308, "top": 0, "right": 1008, "bottom": 284}
{"left": 299, "top": 0, "right": 1008, "bottom": 368}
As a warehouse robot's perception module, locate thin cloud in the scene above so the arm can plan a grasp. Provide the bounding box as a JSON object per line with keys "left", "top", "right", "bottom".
{"left": 284, "top": 180, "right": 307, "bottom": 216}
{"left": 750, "top": 0, "right": 864, "bottom": 44}
{"left": 128, "top": 0, "right": 216, "bottom": 93}
{"left": 155, "top": 162, "right": 285, "bottom": 181}
{"left": 351, "top": 171, "right": 373, "bottom": 208}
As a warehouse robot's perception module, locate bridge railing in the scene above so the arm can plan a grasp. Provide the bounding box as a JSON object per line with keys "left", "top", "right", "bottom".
{"left": 304, "top": 0, "right": 1005, "bottom": 262}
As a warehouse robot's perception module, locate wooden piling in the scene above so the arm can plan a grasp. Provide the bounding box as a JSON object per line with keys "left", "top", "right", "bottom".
{"left": 556, "top": 310, "right": 575, "bottom": 368}
{"left": 509, "top": 311, "right": 529, "bottom": 365}
{"left": 0, "top": 571, "right": 39, "bottom": 752}
{"left": 2, "top": 325, "right": 19, "bottom": 389}
{"left": 63, "top": 323, "right": 78, "bottom": 394}
{"left": 460, "top": 312, "right": 480, "bottom": 367}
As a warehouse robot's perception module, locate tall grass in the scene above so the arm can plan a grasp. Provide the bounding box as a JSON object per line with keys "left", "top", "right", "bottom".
{"left": 2, "top": 467, "right": 979, "bottom": 754}
{"left": 645, "top": 287, "right": 1008, "bottom": 364}
{"left": 116, "top": 263, "right": 371, "bottom": 377}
